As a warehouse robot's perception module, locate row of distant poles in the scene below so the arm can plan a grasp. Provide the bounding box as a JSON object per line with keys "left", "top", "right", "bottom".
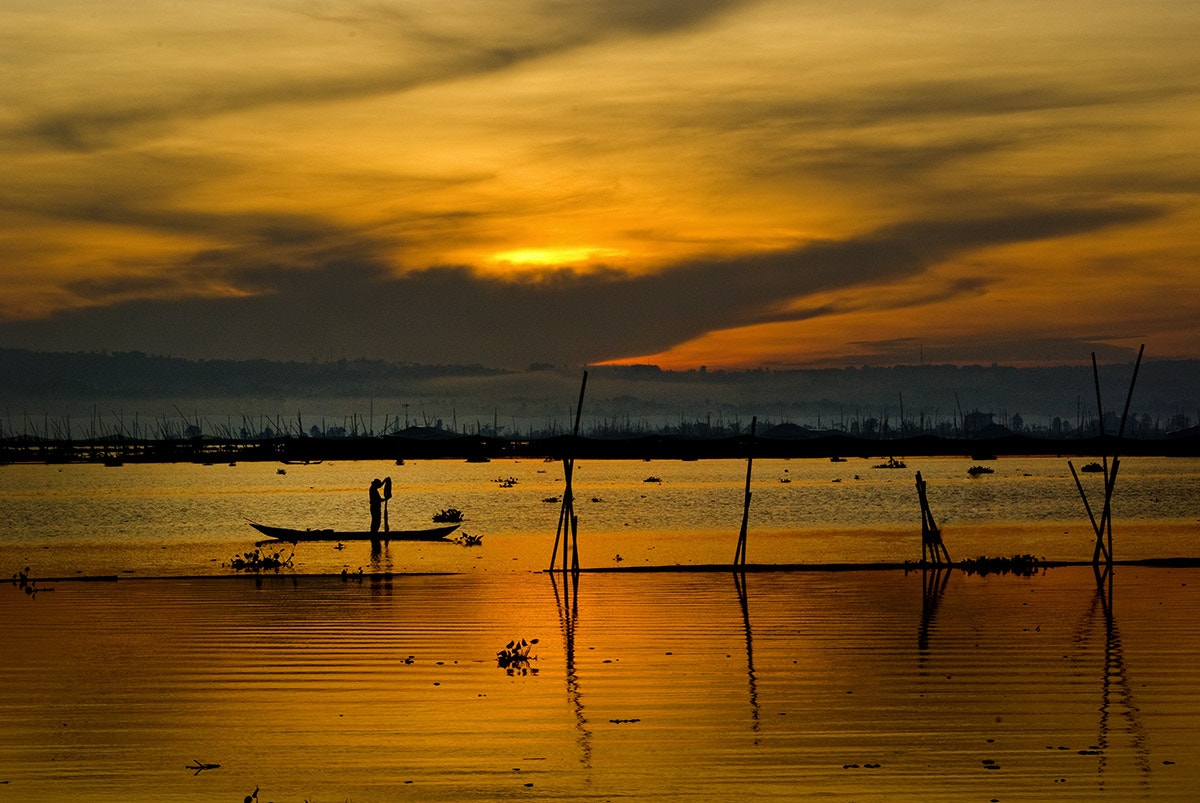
{"left": 552, "top": 346, "right": 1145, "bottom": 573}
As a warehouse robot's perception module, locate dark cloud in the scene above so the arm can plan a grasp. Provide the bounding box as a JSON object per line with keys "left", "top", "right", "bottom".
{"left": 0, "top": 202, "right": 1163, "bottom": 368}
{"left": 10, "top": 0, "right": 750, "bottom": 152}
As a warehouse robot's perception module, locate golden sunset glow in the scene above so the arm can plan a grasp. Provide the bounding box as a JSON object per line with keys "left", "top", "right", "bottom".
{"left": 488, "top": 247, "right": 630, "bottom": 268}
{"left": 2, "top": 0, "right": 1198, "bottom": 367}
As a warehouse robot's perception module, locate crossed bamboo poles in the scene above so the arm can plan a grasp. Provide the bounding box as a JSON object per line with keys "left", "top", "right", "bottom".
{"left": 1068, "top": 345, "right": 1144, "bottom": 567}
{"left": 549, "top": 371, "right": 587, "bottom": 573}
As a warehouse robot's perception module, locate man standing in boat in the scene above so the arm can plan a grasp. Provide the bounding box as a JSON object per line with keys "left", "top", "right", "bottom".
{"left": 369, "top": 478, "right": 385, "bottom": 533}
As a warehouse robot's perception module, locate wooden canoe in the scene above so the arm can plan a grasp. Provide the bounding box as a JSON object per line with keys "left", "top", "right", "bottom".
{"left": 249, "top": 521, "right": 459, "bottom": 545}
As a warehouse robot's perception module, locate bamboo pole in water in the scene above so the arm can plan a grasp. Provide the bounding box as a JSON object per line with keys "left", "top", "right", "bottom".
{"left": 1071, "top": 345, "right": 1143, "bottom": 567}
{"left": 915, "top": 471, "right": 950, "bottom": 566}
{"left": 550, "top": 371, "right": 587, "bottom": 571}
{"left": 733, "top": 417, "right": 756, "bottom": 567}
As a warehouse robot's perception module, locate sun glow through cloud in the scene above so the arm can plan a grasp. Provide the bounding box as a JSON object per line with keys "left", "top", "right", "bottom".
{"left": 488, "top": 247, "right": 630, "bottom": 268}
{"left": 1, "top": 0, "right": 1198, "bottom": 368}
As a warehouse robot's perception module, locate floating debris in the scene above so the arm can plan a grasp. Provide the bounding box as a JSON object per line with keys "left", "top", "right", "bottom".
{"left": 872, "top": 457, "right": 906, "bottom": 469}
{"left": 497, "top": 638, "right": 539, "bottom": 675}
{"left": 643, "top": 476, "right": 662, "bottom": 483}
{"left": 185, "top": 759, "right": 220, "bottom": 775}
{"left": 10, "top": 567, "right": 53, "bottom": 598}
{"left": 454, "top": 533, "right": 483, "bottom": 547}
{"left": 967, "top": 465, "right": 994, "bottom": 476}
{"left": 959, "top": 554, "right": 1043, "bottom": 576}
{"left": 228, "top": 549, "right": 293, "bottom": 572}
{"left": 432, "top": 507, "right": 464, "bottom": 523}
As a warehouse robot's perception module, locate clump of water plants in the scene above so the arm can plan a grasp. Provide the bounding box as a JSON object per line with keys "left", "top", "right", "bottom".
{"left": 454, "top": 532, "right": 483, "bottom": 547}
{"left": 10, "top": 566, "right": 53, "bottom": 598}
{"left": 228, "top": 549, "right": 293, "bottom": 572}
{"left": 497, "top": 638, "right": 539, "bottom": 675}
{"left": 432, "top": 507, "right": 465, "bottom": 523}
{"left": 959, "top": 554, "right": 1043, "bottom": 576}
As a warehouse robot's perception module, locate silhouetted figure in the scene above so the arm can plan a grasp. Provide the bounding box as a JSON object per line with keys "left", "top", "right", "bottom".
{"left": 369, "top": 478, "right": 384, "bottom": 532}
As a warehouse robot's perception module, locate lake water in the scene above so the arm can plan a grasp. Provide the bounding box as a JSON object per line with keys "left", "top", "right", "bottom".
{"left": 2, "top": 457, "right": 1200, "bottom": 800}
{"left": 1, "top": 456, "right": 1198, "bottom": 577}
{"left": 3, "top": 568, "right": 1200, "bottom": 801}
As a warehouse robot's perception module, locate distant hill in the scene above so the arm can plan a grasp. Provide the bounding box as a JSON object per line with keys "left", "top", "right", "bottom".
{"left": 2, "top": 348, "right": 1197, "bottom": 438}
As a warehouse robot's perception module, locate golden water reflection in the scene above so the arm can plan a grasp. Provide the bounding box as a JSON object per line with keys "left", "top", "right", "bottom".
{"left": 2, "top": 568, "right": 1200, "bottom": 800}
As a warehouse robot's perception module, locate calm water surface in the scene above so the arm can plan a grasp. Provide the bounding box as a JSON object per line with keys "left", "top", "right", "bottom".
{"left": 2, "top": 457, "right": 1200, "bottom": 800}
{"left": 1, "top": 456, "right": 1198, "bottom": 577}
{"left": 2, "top": 568, "right": 1199, "bottom": 801}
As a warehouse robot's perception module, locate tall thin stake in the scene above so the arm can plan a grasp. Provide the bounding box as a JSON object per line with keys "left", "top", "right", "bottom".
{"left": 550, "top": 371, "right": 587, "bottom": 571}
{"left": 1071, "top": 345, "right": 1143, "bottom": 566}
{"left": 733, "top": 417, "right": 756, "bottom": 567}
{"left": 916, "top": 471, "right": 950, "bottom": 566}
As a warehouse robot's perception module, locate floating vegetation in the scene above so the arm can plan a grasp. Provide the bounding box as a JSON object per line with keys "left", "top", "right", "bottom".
{"left": 542, "top": 496, "right": 560, "bottom": 503}
{"left": 1080, "top": 462, "right": 1104, "bottom": 473}
{"left": 967, "top": 465, "right": 994, "bottom": 476}
{"left": 497, "top": 638, "right": 539, "bottom": 675}
{"left": 228, "top": 549, "right": 293, "bottom": 572}
{"left": 872, "top": 457, "right": 906, "bottom": 469}
{"left": 454, "top": 532, "right": 484, "bottom": 547}
{"left": 959, "top": 554, "right": 1043, "bottom": 576}
{"left": 492, "top": 476, "right": 518, "bottom": 487}
{"left": 10, "top": 567, "right": 52, "bottom": 598}
{"left": 432, "top": 507, "right": 465, "bottom": 523}
{"left": 643, "top": 476, "right": 662, "bottom": 483}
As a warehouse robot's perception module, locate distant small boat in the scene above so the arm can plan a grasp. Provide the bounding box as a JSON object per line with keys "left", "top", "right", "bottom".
{"left": 465, "top": 456, "right": 491, "bottom": 463}
{"left": 967, "top": 465, "right": 994, "bottom": 476}
{"left": 830, "top": 456, "right": 846, "bottom": 462}
{"left": 872, "top": 457, "right": 907, "bottom": 469}
{"left": 248, "top": 522, "right": 459, "bottom": 545}
{"left": 280, "top": 460, "right": 323, "bottom": 465}
{"left": 971, "top": 453, "right": 997, "bottom": 461}
{"left": 1080, "top": 462, "right": 1104, "bottom": 473}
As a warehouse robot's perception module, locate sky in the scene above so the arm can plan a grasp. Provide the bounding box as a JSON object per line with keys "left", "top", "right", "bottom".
{"left": 1, "top": 0, "right": 1198, "bottom": 370}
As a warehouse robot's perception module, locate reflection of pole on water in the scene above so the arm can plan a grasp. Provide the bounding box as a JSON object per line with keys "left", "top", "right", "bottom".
{"left": 917, "top": 567, "right": 950, "bottom": 668}
{"left": 551, "top": 570, "right": 591, "bottom": 768}
{"left": 1091, "top": 566, "right": 1151, "bottom": 789}
{"left": 733, "top": 571, "right": 761, "bottom": 735}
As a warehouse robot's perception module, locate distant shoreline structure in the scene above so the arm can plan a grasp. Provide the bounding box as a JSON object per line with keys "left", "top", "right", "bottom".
{"left": 2, "top": 430, "right": 1198, "bottom": 464}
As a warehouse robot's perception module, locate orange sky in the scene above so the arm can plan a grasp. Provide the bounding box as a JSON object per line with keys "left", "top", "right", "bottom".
{"left": 1, "top": 0, "right": 1198, "bottom": 369}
